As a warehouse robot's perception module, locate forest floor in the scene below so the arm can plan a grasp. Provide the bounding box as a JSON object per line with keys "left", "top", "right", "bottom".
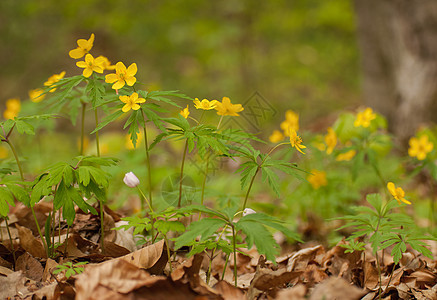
{"left": 0, "top": 202, "right": 436, "bottom": 300}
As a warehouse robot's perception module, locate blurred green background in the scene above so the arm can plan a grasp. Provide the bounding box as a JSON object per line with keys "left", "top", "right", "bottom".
{"left": 0, "top": 0, "right": 359, "bottom": 128}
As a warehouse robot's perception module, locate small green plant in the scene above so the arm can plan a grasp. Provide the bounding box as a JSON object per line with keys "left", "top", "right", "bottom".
{"left": 336, "top": 193, "right": 434, "bottom": 298}
{"left": 53, "top": 261, "right": 88, "bottom": 278}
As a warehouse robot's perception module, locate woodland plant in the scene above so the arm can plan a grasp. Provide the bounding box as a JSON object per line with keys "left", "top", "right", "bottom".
{"left": 1, "top": 33, "right": 435, "bottom": 291}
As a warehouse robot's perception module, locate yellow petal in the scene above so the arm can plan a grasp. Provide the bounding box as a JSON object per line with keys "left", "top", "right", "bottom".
{"left": 131, "top": 103, "right": 141, "bottom": 110}
{"left": 387, "top": 182, "right": 396, "bottom": 196}
{"left": 137, "top": 97, "right": 146, "bottom": 104}
{"left": 127, "top": 63, "right": 138, "bottom": 76}
{"left": 105, "top": 73, "right": 118, "bottom": 83}
{"left": 83, "top": 68, "right": 93, "bottom": 77}
{"left": 69, "top": 48, "right": 85, "bottom": 59}
{"left": 125, "top": 76, "right": 136, "bottom": 86}
{"left": 116, "top": 62, "right": 126, "bottom": 74}
{"left": 122, "top": 104, "right": 131, "bottom": 112}
{"left": 76, "top": 61, "right": 87, "bottom": 68}
{"left": 131, "top": 93, "right": 138, "bottom": 101}
{"left": 119, "top": 95, "right": 129, "bottom": 103}
{"left": 112, "top": 80, "right": 125, "bottom": 90}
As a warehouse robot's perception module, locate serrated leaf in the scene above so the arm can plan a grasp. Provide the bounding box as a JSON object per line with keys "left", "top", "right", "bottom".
{"left": 0, "top": 186, "right": 14, "bottom": 217}
{"left": 174, "top": 218, "right": 226, "bottom": 250}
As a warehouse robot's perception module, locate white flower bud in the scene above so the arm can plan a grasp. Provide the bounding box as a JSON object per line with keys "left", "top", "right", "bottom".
{"left": 123, "top": 172, "right": 140, "bottom": 188}
{"left": 242, "top": 208, "right": 256, "bottom": 216}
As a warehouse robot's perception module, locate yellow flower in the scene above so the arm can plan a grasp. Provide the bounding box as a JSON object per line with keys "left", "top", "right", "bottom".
{"left": 307, "top": 170, "right": 327, "bottom": 189}
{"left": 76, "top": 54, "right": 104, "bottom": 78}
{"left": 289, "top": 129, "right": 306, "bottom": 154}
{"left": 408, "top": 135, "right": 433, "bottom": 160}
{"left": 280, "top": 110, "right": 299, "bottom": 136}
{"left": 387, "top": 182, "right": 411, "bottom": 205}
{"left": 0, "top": 145, "right": 8, "bottom": 159}
{"left": 193, "top": 98, "right": 218, "bottom": 110}
{"left": 3, "top": 98, "right": 20, "bottom": 119}
{"left": 269, "top": 130, "right": 284, "bottom": 143}
{"left": 105, "top": 62, "right": 137, "bottom": 90}
{"left": 354, "top": 107, "right": 376, "bottom": 128}
{"left": 180, "top": 105, "right": 190, "bottom": 119}
{"left": 336, "top": 150, "right": 356, "bottom": 161}
{"left": 69, "top": 33, "right": 95, "bottom": 59}
{"left": 96, "top": 55, "right": 116, "bottom": 70}
{"left": 215, "top": 97, "right": 244, "bottom": 116}
{"left": 324, "top": 127, "right": 337, "bottom": 155}
{"left": 125, "top": 133, "right": 143, "bottom": 150}
{"left": 44, "top": 71, "right": 66, "bottom": 92}
{"left": 120, "top": 92, "right": 146, "bottom": 113}
{"left": 28, "top": 88, "right": 46, "bottom": 103}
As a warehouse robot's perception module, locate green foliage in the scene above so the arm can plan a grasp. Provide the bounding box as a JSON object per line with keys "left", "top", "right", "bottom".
{"left": 336, "top": 193, "right": 434, "bottom": 263}
{"left": 53, "top": 261, "right": 88, "bottom": 278}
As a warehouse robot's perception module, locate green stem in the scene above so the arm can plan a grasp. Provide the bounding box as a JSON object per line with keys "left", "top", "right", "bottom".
{"left": 94, "top": 109, "right": 100, "bottom": 157}
{"left": 232, "top": 225, "right": 238, "bottom": 287}
{"left": 6, "top": 140, "right": 24, "bottom": 181}
{"left": 164, "top": 235, "right": 173, "bottom": 273}
{"left": 64, "top": 225, "right": 70, "bottom": 257}
{"left": 5, "top": 138, "right": 49, "bottom": 257}
{"left": 4, "top": 218, "right": 16, "bottom": 269}
{"left": 137, "top": 187, "right": 155, "bottom": 241}
{"left": 217, "top": 115, "right": 224, "bottom": 130}
{"left": 221, "top": 254, "right": 230, "bottom": 281}
{"left": 99, "top": 198, "right": 105, "bottom": 254}
{"left": 242, "top": 166, "right": 260, "bottom": 210}
{"left": 198, "top": 155, "right": 210, "bottom": 220}
{"left": 141, "top": 109, "right": 153, "bottom": 209}
{"left": 80, "top": 102, "right": 86, "bottom": 155}
{"left": 178, "top": 140, "right": 189, "bottom": 208}
{"left": 375, "top": 251, "right": 382, "bottom": 299}
{"left": 383, "top": 262, "right": 397, "bottom": 294}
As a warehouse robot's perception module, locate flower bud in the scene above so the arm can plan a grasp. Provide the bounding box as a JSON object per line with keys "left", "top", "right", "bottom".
{"left": 242, "top": 208, "right": 256, "bottom": 217}
{"left": 123, "top": 172, "right": 140, "bottom": 188}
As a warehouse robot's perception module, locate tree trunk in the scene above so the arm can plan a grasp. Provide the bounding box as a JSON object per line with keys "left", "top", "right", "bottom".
{"left": 354, "top": 0, "right": 437, "bottom": 144}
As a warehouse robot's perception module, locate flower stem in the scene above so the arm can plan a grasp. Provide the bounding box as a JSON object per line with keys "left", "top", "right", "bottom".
{"left": 80, "top": 101, "right": 86, "bottom": 155}
{"left": 242, "top": 166, "right": 260, "bottom": 211}
{"left": 137, "top": 187, "right": 155, "bottom": 241}
{"left": 178, "top": 140, "right": 189, "bottom": 208}
{"left": 232, "top": 225, "right": 238, "bottom": 287}
{"left": 4, "top": 218, "right": 16, "bottom": 269}
{"left": 5, "top": 140, "right": 24, "bottom": 181}
{"left": 99, "top": 197, "right": 105, "bottom": 254}
{"left": 94, "top": 109, "right": 100, "bottom": 157}
{"left": 141, "top": 109, "right": 153, "bottom": 209}
{"left": 217, "top": 115, "right": 224, "bottom": 130}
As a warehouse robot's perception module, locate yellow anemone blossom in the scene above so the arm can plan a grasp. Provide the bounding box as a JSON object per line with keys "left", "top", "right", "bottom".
{"left": 269, "top": 130, "right": 284, "bottom": 143}
{"left": 354, "top": 107, "right": 376, "bottom": 128}
{"left": 215, "top": 97, "right": 244, "bottom": 116}
{"left": 307, "top": 170, "right": 327, "bottom": 189}
{"left": 408, "top": 135, "right": 433, "bottom": 160}
{"left": 289, "top": 129, "right": 306, "bottom": 154}
{"left": 324, "top": 127, "right": 337, "bottom": 155}
{"left": 96, "top": 55, "right": 116, "bottom": 70}
{"left": 69, "top": 33, "right": 95, "bottom": 59}
{"left": 105, "top": 62, "right": 137, "bottom": 90}
{"left": 120, "top": 92, "right": 146, "bottom": 112}
{"left": 193, "top": 98, "right": 218, "bottom": 110}
{"left": 76, "top": 54, "right": 104, "bottom": 78}
{"left": 280, "top": 110, "right": 299, "bottom": 136}
{"left": 387, "top": 182, "right": 411, "bottom": 205}
{"left": 44, "top": 71, "right": 66, "bottom": 92}
{"left": 28, "top": 88, "right": 46, "bottom": 103}
{"left": 336, "top": 150, "right": 356, "bottom": 161}
{"left": 3, "top": 98, "right": 21, "bottom": 119}
{"left": 180, "top": 105, "right": 190, "bottom": 119}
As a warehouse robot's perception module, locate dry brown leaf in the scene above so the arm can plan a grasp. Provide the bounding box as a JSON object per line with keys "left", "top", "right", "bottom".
{"left": 113, "top": 220, "right": 137, "bottom": 252}
{"left": 103, "top": 240, "right": 131, "bottom": 258}
{"left": 43, "top": 258, "right": 59, "bottom": 282}
{"left": 213, "top": 280, "right": 246, "bottom": 300}
{"left": 75, "top": 258, "right": 166, "bottom": 299}
{"left": 274, "top": 284, "right": 306, "bottom": 300}
{"left": 309, "top": 277, "right": 366, "bottom": 300}
{"left": 0, "top": 271, "right": 31, "bottom": 299}
{"left": 117, "top": 239, "right": 166, "bottom": 272}
{"left": 16, "top": 224, "right": 46, "bottom": 258}
{"left": 286, "top": 245, "right": 324, "bottom": 272}
{"left": 409, "top": 269, "right": 437, "bottom": 287}
{"left": 15, "top": 252, "right": 44, "bottom": 281}
{"left": 32, "top": 282, "right": 58, "bottom": 300}
{"left": 0, "top": 265, "right": 14, "bottom": 275}
{"left": 363, "top": 261, "right": 379, "bottom": 290}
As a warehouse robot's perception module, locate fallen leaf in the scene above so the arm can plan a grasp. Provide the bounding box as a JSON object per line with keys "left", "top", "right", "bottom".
{"left": 43, "top": 258, "right": 59, "bottom": 282}
{"left": 309, "top": 277, "right": 366, "bottom": 300}
{"left": 286, "top": 245, "right": 324, "bottom": 272}
{"left": 0, "top": 271, "right": 31, "bottom": 299}
{"left": 15, "top": 252, "right": 44, "bottom": 281}
{"left": 275, "top": 284, "right": 306, "bottom": 300}
{"left": 213, "top": 280, "right": 246, "bottom": 300}
{"left": 16, "top": 224, "right": 46, "bottom": 258}
{"left": 118, "top": 239, "right": 166, "bottom": 272}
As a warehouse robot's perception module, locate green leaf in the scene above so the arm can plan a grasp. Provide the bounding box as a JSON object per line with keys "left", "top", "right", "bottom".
{"left": 154, "top": 220, "right": 185, "bottom": 235}
{"left": 14, "top": 120, "right": 35, "bottom": 135}
{"left": 5, "top": 183, "right": 30, "bottom": 207}
{"left": 0, "top": 186, "right": 14, "bottom": 217}
{"left": 86, "top": 77, "right": 105, "bottom": 108}
{"left": 236, "top": 220, "right": 279, "bottom": 262}
{"left": 174, "top": 218, "right": 227, "bottom": 250}
{"left": 91, "top": 108, "right": 124, "bottom": 133}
